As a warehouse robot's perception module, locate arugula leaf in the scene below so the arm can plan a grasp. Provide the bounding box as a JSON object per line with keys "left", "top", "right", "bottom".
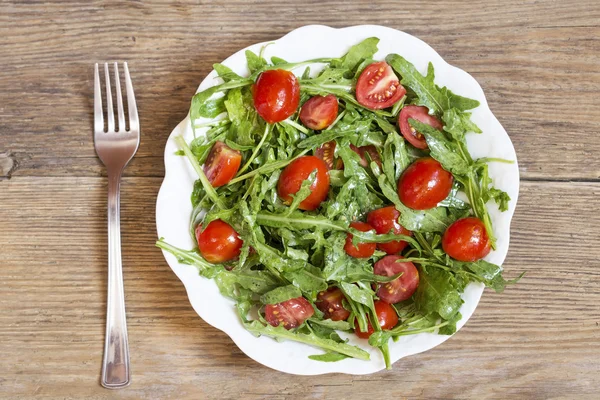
{"left": 308, "top": 351, "right": 350, "bottom": 362}
{"left": 442, "top": 108, "right": 481, "bottom": 142}
{"left": 260, "top": 285, "right": 302, "bottom": 305}
{"left": 156, "top": 239, "right": 217, "bottom": 278}
{"left": 245, "top": 49, "right": 267, "bottom": 73}
{"left": 331, "top": 37, "right": 379, "bottom": 73}
{"left": 414, "top": 266, "right": 463, "bottom": 320}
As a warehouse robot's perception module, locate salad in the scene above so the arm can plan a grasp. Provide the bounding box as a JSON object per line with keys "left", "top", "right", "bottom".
{"left": 157, "top": 37, "right": 521, "bottom": 369}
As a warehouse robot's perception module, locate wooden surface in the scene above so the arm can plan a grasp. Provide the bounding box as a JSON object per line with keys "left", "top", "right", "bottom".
{"left": 1, "top": 1, "right": 599, "bottom": 398}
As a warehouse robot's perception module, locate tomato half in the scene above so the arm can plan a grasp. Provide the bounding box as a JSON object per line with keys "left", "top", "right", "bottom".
{"left": 354, "top": 300, "right": 399, "bottom": 339}
{"left": 356, "top": 62, "right": 406, "bottom": 110}
{"left": 398, "top": 105, "right": 443, "bottom": 149}
{"left": 264, "top": 296, "right": 314, "bottom": 330}
{"left": 203, "top": 141, "right": 242, "bottom": 187}
{"left": 398, "top": 157, "right": 453, "bottom": 210}
{"left": 300, "top": 94, "right": 338, "bottom": 130}
{"left": 277, "top": 156, "right": 330, "bottom": 211}
{"left": 253, "top": 69, "right": 300, "bottom": 124}
{"left": 344, "top": 221, "right": 377, "bottom": 258}
{"left": 374, "top": 255, "right": 419, "bottom": 303}
{"left": 366, "top": 206, "right": 412, "bottom": 254}
{"left": 350, "top": 144, "right": 382, "bottom": 168}
{"left": 442, "top": 217, "right": 491, "bottom": 262}
{"left": 314, "top": 141, "right": 343, "bottom": 170}
{"left": 316, "top": 287, "right": 350, "bottom": 321}
{"left": 195, "top": 219, "right": 243, "bottom": 263}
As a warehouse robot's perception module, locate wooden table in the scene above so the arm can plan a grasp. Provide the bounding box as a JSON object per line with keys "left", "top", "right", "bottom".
{"left": 1, "top": 1, "right": 599, "bottom": 398}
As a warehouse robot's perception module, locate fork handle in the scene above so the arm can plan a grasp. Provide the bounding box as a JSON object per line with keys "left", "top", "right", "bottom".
{"left": 101, "top": 170, "right": 131, "bottom": 389}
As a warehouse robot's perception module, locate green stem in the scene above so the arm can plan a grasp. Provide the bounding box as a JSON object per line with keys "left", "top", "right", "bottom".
{"left": 237, "top": 124, "right": 271, "bottom": 175}
{"left": 155, "top": 239, "right": 215, "bottom": 271}
{"left": 281, "top": 118, "right": 309, "bottom": 134}
{"left": 477, "top": 157, "right": 515, "bottom": 164}
{"left": 324, "top": 110, "right": 346, "bottom": 131}
{"left": 228, "top": 149, "right": 310, "bottom": 185}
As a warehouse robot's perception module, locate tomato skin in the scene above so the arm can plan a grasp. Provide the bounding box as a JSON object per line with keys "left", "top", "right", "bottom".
{"left": 350, "top": 144, "right": 382, "bottom": 168}
{"left": 196, "top": 220, "right": 243, "bottom": 263}
{"left": 374, "top": 255, "right": 419, "bottom": 303}
{"left": 316, "top": 287, "right": 350, "bottom": 321}
{"left": 344, "top": 221, "right": 377, "bottom": 258}
{"left": 356, "top": 62, "right": 407, "bottom": 110}
{"left": 398, "top": 157, "right": 453, "bottom": 210}
{"left": 366, "top": 206, "right": 412, "bottom": 254}
{"left": 299, "top": 94, "right": 339, "bottom": 130}
{"left": 264, "top": 296, "right": 314, "bottom": 330}
{"left": 277, "top": 156, "right": 330, "bottom": 211}
{"left": 442, "top": 217, "right": 491, "bottom": 262}
{"left": 314, "top": 141, "right": 343, "bottom": 170}
{"left": 253, "top": 69, "right": 300, "bottom": 123}
{"left": 203, "top": 141, "right": 242, "bottom": 187}
{"left": 354, "top": 300, "right": 399, "bottom": 339}
{"left": 398, "top": 105, "right": 444, "bottom": 149}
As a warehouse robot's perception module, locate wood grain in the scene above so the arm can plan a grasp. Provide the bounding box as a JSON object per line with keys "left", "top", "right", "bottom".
{"left": 1, "top": 0, "right": 599, "bottom": 398}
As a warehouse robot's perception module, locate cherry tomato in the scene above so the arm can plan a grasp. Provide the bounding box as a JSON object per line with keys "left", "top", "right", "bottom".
{"left": 277, "top": 156, "right": 330, "bottom": 211}
{"left": 314, "top": 141, "right": 343, "bottom": 170}
{"left": 195, "top": 219, "right": 243, "bottom": 263}
{"left": 442, "top": 217, "right": 491, "bottom": 262}
{"left": 253, "top": 69, "right": 300, "bottom": 123}
{"left": 299, "top": 94, "right": 338, "bottom": 130}
{"left": 203, "top": 141, "right": 242, "bottom": 187}
{"left": 366, "top": 206, "right": 412, "bottom": 254}
{"left": 350, "top": 144, "right": 382, "bottom": 168}
{"left": 264, "top": 296, "right": 314, "bottom": 330}
{"left": 398, "top": 157, "right": 453, "bottom": 210}
{"left": 356, "top": 62, "right": 406, "bottom": 110}
{"left": 344, "top": 221, "right": 377, "bottom": 258}
{"left": 374, "top": 255, "right": 419, "bottom": 303}
{"left": 398, "top": 105, "right": 444, "bottom": 149}
{"left": 316, "top": 287, "right": 350, "bottom": 321}
{"left": 354, "top": 300, "right": 399, "bottom": 339}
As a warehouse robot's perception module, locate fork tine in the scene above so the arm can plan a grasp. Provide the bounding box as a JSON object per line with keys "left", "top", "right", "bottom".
{"left": 94, "top": 63, "right": 104, "bottom": 133}
{"left": 104, "top": 63, "right": 115, "bottom": 132}
{"left": 113, "top": 63, "right": 126, "bottom": 132}
{"left": 123, "top": 62, "right": 139, "bottom": 132}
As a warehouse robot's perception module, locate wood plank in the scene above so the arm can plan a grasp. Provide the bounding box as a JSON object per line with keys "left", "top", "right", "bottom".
{"left": 1, "top": 0, "right": 599, "bottom": 180}
{"left": 0, "top": 177, "right": 598, "bottom": 398}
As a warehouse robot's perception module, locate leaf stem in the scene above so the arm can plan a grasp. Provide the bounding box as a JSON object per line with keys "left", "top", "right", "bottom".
{"left": 237, "top": 123, "right": 271, "bottom": 175}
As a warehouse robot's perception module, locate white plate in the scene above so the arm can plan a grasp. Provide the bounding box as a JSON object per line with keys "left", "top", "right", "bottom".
{"left": 156, "top": 25, "right": 519, "bottom": 375}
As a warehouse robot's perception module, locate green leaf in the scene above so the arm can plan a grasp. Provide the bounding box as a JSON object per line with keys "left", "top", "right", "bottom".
{"left": 442, "top": 108, "right": 481, "bottom": 142}
{"left": 213, "top": 63, "right": 244, "bottom": 82}
{"left": 155, "top": 239, "right": 217, "bottom": 278}
{"left": 414, "top": 266, "right": 463, "bottom": 320}
{"left": 308, "top": 351, "right": 350, "bottom": 362}
{"left": 309, "top": 318, "right": 352, "bottom": 331}
{"left": 331, "top": 37, "right": 379, "bottom": 73}
{"left": 260, "top": 285, "right": 302, "bottom": 305}
{"left": 245, "top": 49, "right": 267, "bottom": 73}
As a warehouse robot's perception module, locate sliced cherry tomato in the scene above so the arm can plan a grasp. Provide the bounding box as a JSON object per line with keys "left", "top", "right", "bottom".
{"left": 195, "top": 219, "right": 243, "bottom": 263}
{"left": 264, "top": 296, "right": 314, "bottom": 330}
{"left": 366, "top": 206, "right": 412, "bottom": 254}
{"left": 344, "top": 221, "right": 377, "bottom": 258}
{"left": 442, "top": 217, "right": 491, "bottom": 262}
{"left": 398, "top": 157, "right": 453, "bottom": 210}
{"left": 314, "top": 141, "right": 343, "bottom": 170}
{"left": 203, "top": 141, "right": 242, "bottom": 187}
{"left": 356, "top": 62, "right": 406, "bottom": 110}
{"left": 253, "top": 69, "right": 300, "bottom": 123}
{"left": 398, "top": 105, "right": 444, "bottom": 149}
{"left": 277, "top": 156, "right": 330, "bottom": 211}
{"left": 350, "top": 144, "right": 382, "bottom": 168}
{"left": 354, "top": 300, "right": 399, "bottom": 339}
{"left": 316, "top": 287, "right": 350, "bottom": 321}
{"left": 300, "top": 94, "right": 338, "bottom": 130}
{"left": 374, "top": 255, "right": 419, "bottom": 303}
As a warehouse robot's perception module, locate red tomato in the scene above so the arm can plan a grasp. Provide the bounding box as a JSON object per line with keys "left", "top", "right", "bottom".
{"left": 253, "top": 69, "right": 300, "bottom": 123}
{"left": 398, "top": 105, "right": 444, "bottom": 149}
{"left": 366, "top": 206, "right": 412, "bottom": 254}
{"left": 374, "top": 255, "right": 419, "bottom": 303}
{"left": 299, "top": 94, "right": 338, "bottom": 130}
{"left": 277, "top": 156, "right": 330, "bottom": 211}
{"left": 354, "top": 300, "right": 399, "bottom": 339}
{"left": 203, "top": 141, "right": 242, "bottom": 187}
{"left": 264, "top": 296, "right": 314, "bottom": 330}
{"left": 314, "top": 141, "right": 343, "bottom": 170}
{"left": 195, "top": 220, "right": 243, "bottom": 263}
{"left": 344, "top": 221, "right": 377, "bottom": 258}
{"left": 316, "top": 287, "right": 350, "bottom": 321}
{"left": 350, "top": 144, "right": 382, "bottom": 168}
{"left": 398, "top": 157, "right": 453, "bottom": 210}
{"left": 356, "top": 62, "right": 407, "bottom": 110}
{"left": 442, "top": 217, "right": 491, "bottom": 262}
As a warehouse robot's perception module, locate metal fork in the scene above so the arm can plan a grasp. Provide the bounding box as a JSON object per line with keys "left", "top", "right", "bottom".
{"left": 94, "top": 62, "right": 139, "bottom": 389}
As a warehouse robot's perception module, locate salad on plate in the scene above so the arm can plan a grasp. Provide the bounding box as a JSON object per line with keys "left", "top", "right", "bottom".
{"left": 157, "top": 37, "right": 521, "bottom": 369}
